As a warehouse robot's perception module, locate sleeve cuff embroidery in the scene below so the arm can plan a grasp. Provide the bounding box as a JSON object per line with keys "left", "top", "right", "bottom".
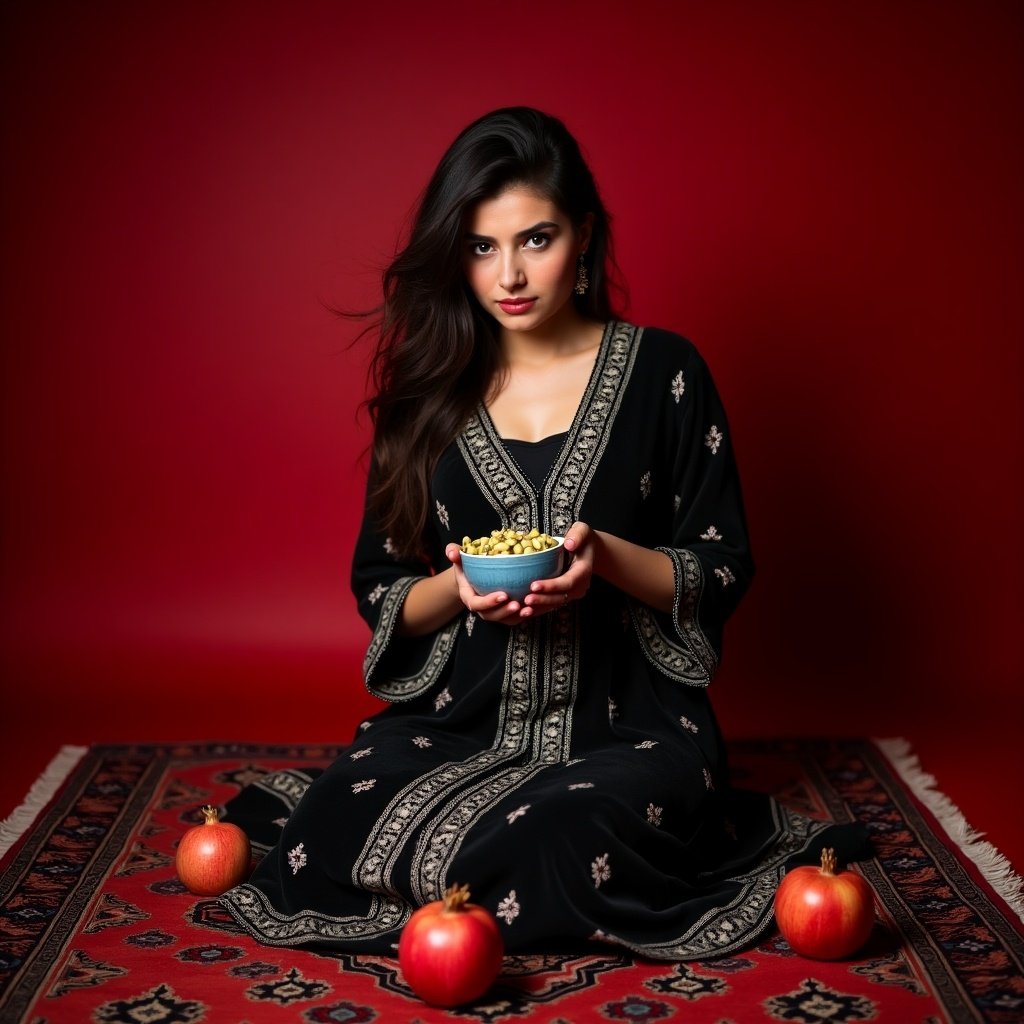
{"left": 362, "top": 576, "right": 460, "bottom": 702}
{"left": 624, "top": 548, "right": 720, "bottom": 685}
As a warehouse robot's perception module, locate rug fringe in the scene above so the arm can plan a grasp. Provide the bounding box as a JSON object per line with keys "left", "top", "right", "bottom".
{"left": 874, "top": 736, "right": 1024, "bottom": 924}
{"left": 0, "top": 745, "right": 89, "bottom": 860}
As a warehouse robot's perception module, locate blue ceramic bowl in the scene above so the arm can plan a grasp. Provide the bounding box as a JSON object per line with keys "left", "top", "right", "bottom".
{"left": 460, "top": 537, "right": 566, "bottom": 602}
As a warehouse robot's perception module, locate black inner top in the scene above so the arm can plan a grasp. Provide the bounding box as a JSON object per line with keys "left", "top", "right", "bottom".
{"left": 501, "top": 432, "right": 568, "bottom": 489}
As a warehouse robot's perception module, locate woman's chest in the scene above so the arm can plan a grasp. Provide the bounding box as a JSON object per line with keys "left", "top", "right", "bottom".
{"left": 484, "top": 345, "right": 600, "bottom": 443}
{"left": 430, "top": 398, "right": 673, "bottom": 549}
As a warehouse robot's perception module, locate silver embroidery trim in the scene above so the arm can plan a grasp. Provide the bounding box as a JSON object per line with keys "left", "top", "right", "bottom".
{"left": 220, "top": 882, "right": 410, "bottom": 944}
{"left": 589, "top": 803, "right": 830, "bottom": 959}
{"left": 628, "top": 546, "right": 719, "bottom": 683}
{"left": 252, "top": 770, "right": 313, "bottom": 811}
{"left": 628, "top": 603, "right": 710, "bottom": 687}
{"left": 248, "top": 771, "right": 317, "bottom": 855}
{"left": 457, "top": 423, "right": 537, "bottom": 532}
{"left": 353, "top": 625, "right": 541, "bottom": 899}
{"left": 410, "top": 602, "right": 579, "bottom": 903}
{"left": 362, "top": 576, "right": 460, "bottom": 702}
{"left": 544, "top": 321, "right": 641, "bottom": 535}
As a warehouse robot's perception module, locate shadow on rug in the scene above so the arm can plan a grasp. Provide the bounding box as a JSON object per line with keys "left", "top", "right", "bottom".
{"left": 1, "top": 739, "right": 1022, "bottom": 1023}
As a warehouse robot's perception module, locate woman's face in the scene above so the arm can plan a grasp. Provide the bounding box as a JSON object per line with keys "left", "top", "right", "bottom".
{"left": 462, "top": 186, "right": 591, "bottom": 337}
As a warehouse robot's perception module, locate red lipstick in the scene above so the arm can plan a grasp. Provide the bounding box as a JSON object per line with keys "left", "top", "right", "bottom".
{"left": 498, "top": 298, "right": 537, "bottom": 315}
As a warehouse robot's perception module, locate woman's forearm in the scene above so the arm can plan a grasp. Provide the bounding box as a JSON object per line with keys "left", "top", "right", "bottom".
{"left": 397, "top": 567, "right": 463, "bottom": 636}
{"left": 590, "top": 530, "right": 675, "bottom": 613}
{"left": 398, "top": 531, "right": 676, "bottom": 637}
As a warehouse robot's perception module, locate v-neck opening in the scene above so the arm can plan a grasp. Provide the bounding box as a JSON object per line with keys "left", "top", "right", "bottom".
{"left": 480, "top": 320, "right": 615, "bottom": 445}
{"left": 477, "top": 320, "right": 616, "bottom": 494}
{"left": 457, "top": 321, "right": 639, "bottom": 537}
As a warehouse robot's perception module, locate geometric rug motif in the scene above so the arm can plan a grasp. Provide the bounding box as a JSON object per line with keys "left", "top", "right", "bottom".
{"left": 1, "top": 739, "right": 1022, "bottom": 1023}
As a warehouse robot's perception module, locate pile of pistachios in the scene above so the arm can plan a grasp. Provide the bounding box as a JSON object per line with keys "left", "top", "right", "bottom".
{"left": 460, "top": 528, "right": 559, "bottom": 556}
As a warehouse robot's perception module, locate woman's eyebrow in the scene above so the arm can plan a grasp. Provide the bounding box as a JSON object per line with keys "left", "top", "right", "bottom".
{"left": 465, "top": 221, "right": 561, "bottom": 243}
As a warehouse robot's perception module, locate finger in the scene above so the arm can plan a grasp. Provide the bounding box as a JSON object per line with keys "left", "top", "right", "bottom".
{"left": 525, "top": 586, "right": 570, "bottom": 609}
{"left": 482, "top": 600, "right": 521, "bottom": 624}
{"left": 472, "top": 591, "right": 510, "bottom": 611}
{"left": 562, "top": 521, "right": 589, "bottom": 552}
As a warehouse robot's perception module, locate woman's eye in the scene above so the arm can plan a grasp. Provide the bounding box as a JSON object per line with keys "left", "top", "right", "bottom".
{"left": 525, "top": 234, "right": 550, "bottom": 249}
{"left": 470, "top": 241, "right": 493, "bottom": 256}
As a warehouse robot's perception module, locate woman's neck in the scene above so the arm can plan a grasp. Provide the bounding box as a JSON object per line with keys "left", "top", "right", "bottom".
{"left": 486, "top": 315, "right": 607, "bottom": 441}
{"left": 497, "top": 309, "right": 604, "bottom": 369}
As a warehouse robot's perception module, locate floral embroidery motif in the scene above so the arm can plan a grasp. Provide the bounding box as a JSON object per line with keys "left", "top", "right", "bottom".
{"left": 383, "top": 537, "right": 396, "bottom": 555}
{"left": 352, "top": 779, "right": 376, "bottom": 794}
{"left": 591, "top": 853, "right": 611, "bottom": 888}
{"left": 608, "top": 698, "right": 619, "bottom": 721}
{"left": 703, "top": 768, "right": 714, "bottom": 791}
{"left": 674, "top": 494, "right": 681, "bottom": 512}
{"left": 714, "top": 566, "right": 736, "bottom": 587}
{"left": 497, "top": 890, "right": 520, "bottom": 925}
{"left": 411, "top": 736, "right": 432, "bottom": 749}
{"left": 635, "top": 740, "right": 659, "bottom": 749}
{"left": 700, "top": 525, "right": 723, "bottom": 541}
{"left": 359, "top": 721, "right": 372, "bottom": 731}
{"left": 679, "top": 716, "right": 699, "bottom": 733}
{"left": 350, "top": 747, "right": 373, "bottom": 760}
{"left": 272, "top": 817, "right": 288, "bottom": 828}
{"left": 704, "top": 425, "right": 724, "bottom": 454}
{"left": 647, "top": 804, "right": 663, "bottom": 826}
{"left": 435, "top": 501, "right": 450, "bottom": 529}
{"left": 287, "top": 843, "right": 307, "bottom": 875}
{"left": 671, "top": 370, "right": 685, "bottom": 403}
{"left": 640, "top": 471, "right": 652, "bottom": 500}
{"left": 569, "top": 782, "right": 594, "bottom": 790}
{"left": 506, "top": 804, "right": 530, "bottom": 824}
{"left": 465, "top": 613, "right": 476, "bottom": 637}
{"left": 367, "top": 583, "right": 387, "bottom": 605}
{"left": 434, "top": 687, "right": 452, "bottom": 711}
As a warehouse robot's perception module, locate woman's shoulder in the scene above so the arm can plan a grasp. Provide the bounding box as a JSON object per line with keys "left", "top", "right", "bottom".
{"left": 622, "top": 322, "right": 705, "bottom": 367}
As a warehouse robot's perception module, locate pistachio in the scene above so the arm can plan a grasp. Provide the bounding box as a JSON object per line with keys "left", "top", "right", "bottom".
{"left": 460, "top": 529, "right": 559, "bottom": 556}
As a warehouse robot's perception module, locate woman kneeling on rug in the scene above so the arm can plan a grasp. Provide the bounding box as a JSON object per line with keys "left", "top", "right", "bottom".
{"left": 221, "top": 107, "right": 865, "bottom": 958}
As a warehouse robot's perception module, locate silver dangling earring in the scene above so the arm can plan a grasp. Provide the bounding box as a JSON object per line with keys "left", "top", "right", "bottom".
{"left": 574, "top": 252, "right": 589, "bottom": 296}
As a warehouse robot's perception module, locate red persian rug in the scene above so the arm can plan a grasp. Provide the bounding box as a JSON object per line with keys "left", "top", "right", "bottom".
{"left": 1, "top": 739, "right": 1022, "bottom": 1023}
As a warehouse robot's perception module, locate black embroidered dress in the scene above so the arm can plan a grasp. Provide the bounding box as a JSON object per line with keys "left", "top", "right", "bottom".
{"left": 221, "top": 322, "right": 856, "bottom": 958}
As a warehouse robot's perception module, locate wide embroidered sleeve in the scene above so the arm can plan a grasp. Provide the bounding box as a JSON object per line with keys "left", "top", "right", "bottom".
{"left": 631, "top": 340, "right": 754, "bottom": 686}
{"left": 350, "top": 468, "right": 459, "bottom": 703}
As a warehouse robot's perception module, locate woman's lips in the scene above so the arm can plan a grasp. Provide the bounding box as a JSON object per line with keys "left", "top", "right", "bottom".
{"left": 497, "top": 298, "right": 537, "bottom": 315}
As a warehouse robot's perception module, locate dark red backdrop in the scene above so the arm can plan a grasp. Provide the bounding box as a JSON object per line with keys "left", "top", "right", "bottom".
{"left": 2, "top": 4, "right": 1022, "bottom": 865}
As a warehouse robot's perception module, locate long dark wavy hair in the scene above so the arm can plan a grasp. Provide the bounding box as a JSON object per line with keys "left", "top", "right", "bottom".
{"left": 364, "top": 107, "right": 619, "bottom": 557}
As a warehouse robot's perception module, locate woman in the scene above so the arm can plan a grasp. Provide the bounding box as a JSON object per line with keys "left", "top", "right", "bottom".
{"left": 221, "top": 107, "right": 864, "bottom": 958}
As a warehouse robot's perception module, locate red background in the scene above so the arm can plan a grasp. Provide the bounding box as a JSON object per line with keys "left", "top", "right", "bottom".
{"left": 3, "top": 3, "right": 1022, "bottom": 869}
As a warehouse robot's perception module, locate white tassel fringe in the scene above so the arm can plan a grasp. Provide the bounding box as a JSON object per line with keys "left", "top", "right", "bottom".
{"left": 875, "top": 736, "right": 1024, "bottom": 923}
{"left": 0, "top": 745, "right": 89, "bottom": 860}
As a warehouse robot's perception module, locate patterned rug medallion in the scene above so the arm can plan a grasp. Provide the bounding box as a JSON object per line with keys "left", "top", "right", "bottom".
{"left": 1, "top": 739, "right": 1021, "bottom": 1023}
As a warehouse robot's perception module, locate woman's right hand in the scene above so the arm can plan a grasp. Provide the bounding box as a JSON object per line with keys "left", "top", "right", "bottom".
{"left": 446, "top": 544, "right": 530, "bottom": 625}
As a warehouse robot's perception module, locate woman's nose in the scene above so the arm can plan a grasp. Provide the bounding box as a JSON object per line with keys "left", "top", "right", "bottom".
{"left": 498, "top": 251, "right": 526, "bottom": 291}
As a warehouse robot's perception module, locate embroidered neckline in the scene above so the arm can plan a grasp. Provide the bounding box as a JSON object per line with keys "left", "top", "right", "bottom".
{"left": 467, "top": 321, "right": 639, "bottom": 530}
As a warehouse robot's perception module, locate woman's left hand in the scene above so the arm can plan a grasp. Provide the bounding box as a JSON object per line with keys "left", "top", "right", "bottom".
{"left": 522, "top": 521, "right": 594, "bottom": 616}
